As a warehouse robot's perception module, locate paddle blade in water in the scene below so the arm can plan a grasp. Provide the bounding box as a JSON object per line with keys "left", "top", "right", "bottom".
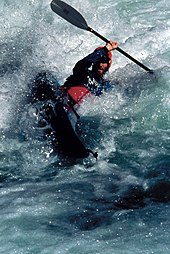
{"left": 51, "top": 0, "right": 88, "bottom": 30}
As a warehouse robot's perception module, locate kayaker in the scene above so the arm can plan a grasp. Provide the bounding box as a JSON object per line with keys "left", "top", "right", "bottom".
{"left": 30, "top": 40, "right": 118, "bottom": 158}
{"left": 62, "top": 40, "right": 118, "bottom": 107}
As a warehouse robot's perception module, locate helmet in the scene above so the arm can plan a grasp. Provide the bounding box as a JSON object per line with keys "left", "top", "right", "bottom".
{"left": 95, "top": 46, "right": 112, "bottom": 68}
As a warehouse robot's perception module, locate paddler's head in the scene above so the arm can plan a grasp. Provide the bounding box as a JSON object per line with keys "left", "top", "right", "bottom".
{"left": 93, "top": 46, "right": 112, "bottom": 76}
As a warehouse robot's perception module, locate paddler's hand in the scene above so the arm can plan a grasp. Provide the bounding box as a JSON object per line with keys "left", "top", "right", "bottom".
{"left": 106, "top": 40, "right": 118, "bottom": 51}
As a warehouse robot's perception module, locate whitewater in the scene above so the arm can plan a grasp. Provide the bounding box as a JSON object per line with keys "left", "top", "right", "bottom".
{"left": 0, "top": 0, "right": 170, "bottom": 253}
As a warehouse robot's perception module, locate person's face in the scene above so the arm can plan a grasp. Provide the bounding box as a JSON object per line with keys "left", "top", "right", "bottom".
{"left": 96, "top": 62, "right": 109, "bottom": 75}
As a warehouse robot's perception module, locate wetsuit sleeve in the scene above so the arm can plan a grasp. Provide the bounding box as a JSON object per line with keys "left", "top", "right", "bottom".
{"left": 73, "top": 46, "right": 109, "bottom": 74}
{"left": 64, "top": 47, "right": 109, "bottom": 87}
{"left": 83, "top": 46, "right": 109, "bottom": 63}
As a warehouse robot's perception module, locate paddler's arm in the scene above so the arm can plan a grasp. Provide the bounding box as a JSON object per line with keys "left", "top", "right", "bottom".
{"left": 73, "top": 47, "right": 109, "bottom": 73}
{"left": 64, "top": 41, "right": 118, "bottom": 86}
{"left": 72, "top": 40, "right": 118, "bottom": 74}
{"left": 63, "top": 50, "right": 107, "bottom": 85}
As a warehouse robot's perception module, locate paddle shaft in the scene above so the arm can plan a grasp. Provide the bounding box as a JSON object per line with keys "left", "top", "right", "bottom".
{"left": 87, "top": 27, "right": 153, "bottom": 73}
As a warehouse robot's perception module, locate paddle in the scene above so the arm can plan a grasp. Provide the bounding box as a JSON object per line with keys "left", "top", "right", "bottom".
{"left": 50, "top": 0, "right": 153, "bottom": 73}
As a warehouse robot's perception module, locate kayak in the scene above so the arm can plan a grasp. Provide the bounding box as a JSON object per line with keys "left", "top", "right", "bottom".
{"left": 30, "top": 71, "right": 98, "bottom": 159}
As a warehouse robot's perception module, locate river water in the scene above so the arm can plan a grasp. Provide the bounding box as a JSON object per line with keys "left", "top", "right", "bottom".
{"left": 0, "top": 0, "right": 170, "bottom": 253}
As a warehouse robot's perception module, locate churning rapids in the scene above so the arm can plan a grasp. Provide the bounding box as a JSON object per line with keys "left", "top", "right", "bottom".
{"left": 0, "top": 0, "right": 170, "bottom": 253}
